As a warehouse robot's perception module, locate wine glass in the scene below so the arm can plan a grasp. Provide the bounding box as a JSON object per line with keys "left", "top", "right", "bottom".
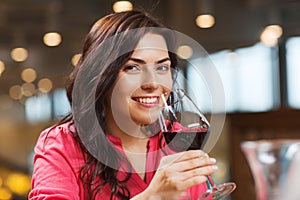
{"left": 158, "top": 89, "right": 236, "bottom": 200}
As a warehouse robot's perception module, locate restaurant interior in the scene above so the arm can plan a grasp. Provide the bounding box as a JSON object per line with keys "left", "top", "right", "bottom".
{"left": 1, "top": 0, "right": 300, "bottom": 199}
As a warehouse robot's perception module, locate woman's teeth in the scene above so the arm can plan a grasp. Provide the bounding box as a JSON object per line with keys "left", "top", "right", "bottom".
{"left": 135, "top": 97, "right": 158, "bottom": 104}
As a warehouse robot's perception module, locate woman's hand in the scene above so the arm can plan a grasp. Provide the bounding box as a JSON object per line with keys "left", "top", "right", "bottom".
{"left": 132, "top": 150, "right": 218, "bottom": 199}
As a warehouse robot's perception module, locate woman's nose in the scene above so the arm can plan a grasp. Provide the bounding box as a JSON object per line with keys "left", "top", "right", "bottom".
{"left": 141, "top": 70, "right": 159, "bottom": 91}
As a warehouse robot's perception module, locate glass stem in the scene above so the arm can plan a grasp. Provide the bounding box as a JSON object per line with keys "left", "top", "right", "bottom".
{"left": 206, "top": 175, "right": 214, "bottom": 189}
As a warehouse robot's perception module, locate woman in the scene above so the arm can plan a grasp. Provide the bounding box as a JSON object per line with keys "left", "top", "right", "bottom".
{"left": 29, "top": 10, "right": 218, "bottom": 200}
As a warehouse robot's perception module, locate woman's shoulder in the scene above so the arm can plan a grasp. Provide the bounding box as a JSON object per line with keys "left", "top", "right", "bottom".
{"left": 35, "top": 121, "right": 80, "bottom": 155}
{"left": 30, "top": 122, "right": 85, "bottom": 199}
{"left": 39, "top": 121, "right": 75, "bottom": 140}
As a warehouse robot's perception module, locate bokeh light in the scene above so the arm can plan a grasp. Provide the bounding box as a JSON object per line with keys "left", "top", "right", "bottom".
{"left": 5, "top": 172, "right": 31, "bottom": 196}
{"left": 71, "top": 53, "right": 81, "bottom": 67}
{"left": 38, "top": 78, "right": 53, "bottom": 93}
{"left": 43, "top": 32, "right": 62, "bottom": 47}
{"left": 22, "top": 82, "right": 35, "bottom": 97}
{"left": 196, "top": 14, "right": 215, "bottom": 28}
{"left": 9, "top": 85, "right": 23, "bottom": 100}
{"left": 0, "top": 61, "right": 5, "bottom": 76}
{"left": 21, "top": 68, "right": 37, "bottom": 83}
{"left": 10, "top": 47, "right": 28, "bottom": 62}
{"left": 113, "top": 1, "right": 133, "bottom": 12}
{"left": 260, "top": 25, "right": 283, "bottom": 47}
{"left": 0, "top": 187, "right": 12, "bottom": 200}
{"left": 177, "top": 45, "right": 193, "bottom": 59}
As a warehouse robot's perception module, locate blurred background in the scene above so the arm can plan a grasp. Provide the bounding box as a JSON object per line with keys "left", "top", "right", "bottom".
{"left": 0, "top": 0, "right": 300, "bottom": 199}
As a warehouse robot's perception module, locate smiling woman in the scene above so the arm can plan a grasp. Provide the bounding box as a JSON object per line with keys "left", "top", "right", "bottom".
{"left": 108, "top": 33, "right": 172, "bottom": 129}
{"left": 28, "top": 10, "right": 218, "bottom": 200}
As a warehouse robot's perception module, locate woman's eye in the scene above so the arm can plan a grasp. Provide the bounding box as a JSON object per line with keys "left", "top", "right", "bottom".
{"left": 123, "top": 65, "right": 140, "bottom": 72}
{"left": 156, "top": 65, "right": 170, "bottom": 72}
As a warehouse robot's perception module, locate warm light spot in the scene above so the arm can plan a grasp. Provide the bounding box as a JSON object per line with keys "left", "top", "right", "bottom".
{"left": 260, "top": 25, "right": 283, "bottom": 47}
{"left": 113, "top": 1, "right": 133, "bottom": 12}
{"left": 71, "top": 53, "right": 82, "bottom": 66}
{"left": 261, "top": 36, "right": 278, "bottom": 47}
{"left": 22, "top": 82, "right": 35, "bottom": 97}
{"left": 196, "top": 14, "right": 215, "bottom": 28}
{"left": 0, "top": 60, "right": 5, "bottom": 76}
{"left": 9, "top": 85, "right": 23, "bottom": 100}
{"left": 43, "top": 32, "right": 62, "bottom": 47}
{"left": 38, "top": 78, "right": 53, "bottom": 93}
{"left": 10, "top": 47, "right": 28, "bottom": 62}
{"left": 0, "top": 187, "right": 12, "bottom": 200}
{"left": 177, "top": 45, "right": 193, "bottom": 59}
{"left": 5, "top": 173, "right": 31, "bottom": 196}
{"left": 21, "top": 68, "right": 37, "bottom": 83}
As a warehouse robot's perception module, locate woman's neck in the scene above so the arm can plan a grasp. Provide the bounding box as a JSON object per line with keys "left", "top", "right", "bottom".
{"left": 106, "top": 118, "right": 150, "bottom": 151}
{"left": 106, "top": 118, "right": 150, "bottom": 180}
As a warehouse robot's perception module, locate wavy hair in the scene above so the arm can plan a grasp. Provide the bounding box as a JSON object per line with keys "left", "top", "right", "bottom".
{"left": 58, "top": 10, "right": 178, "bottom": 199}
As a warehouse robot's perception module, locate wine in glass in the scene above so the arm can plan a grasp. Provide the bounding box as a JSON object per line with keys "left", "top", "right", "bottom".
{"left": 159, "top": 89, "right": 236, "bottom": 200}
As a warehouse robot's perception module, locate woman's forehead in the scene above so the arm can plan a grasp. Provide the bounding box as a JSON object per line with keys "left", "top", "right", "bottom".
{"left": 134, "top": 33, "right": 168, "bottom": 51}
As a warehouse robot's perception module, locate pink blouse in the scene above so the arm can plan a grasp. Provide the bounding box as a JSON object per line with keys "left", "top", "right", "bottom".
{"left": 29, "top": 123, "right": 208, "bottom": 199}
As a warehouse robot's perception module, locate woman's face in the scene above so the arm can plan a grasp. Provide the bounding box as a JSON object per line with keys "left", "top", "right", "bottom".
{"left": 108, "top": 33, "right": 173, "bottom": 132}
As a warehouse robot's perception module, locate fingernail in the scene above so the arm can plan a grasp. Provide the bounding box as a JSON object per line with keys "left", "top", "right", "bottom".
{"left": 212, "top": 165, "right": 218, "bottom": 170}
{"left": 210, "top": 158, "right": 216, "bottom": 163}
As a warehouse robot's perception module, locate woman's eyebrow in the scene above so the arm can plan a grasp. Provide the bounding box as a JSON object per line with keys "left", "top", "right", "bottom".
{"left": 128, "top": 57, "right": 170, "bottom": 64}
{"left": 156, "top": 57, "right": 171, "bottom": 64}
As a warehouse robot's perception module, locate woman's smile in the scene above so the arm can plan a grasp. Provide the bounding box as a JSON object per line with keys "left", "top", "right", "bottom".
{"left": 132, "top": 96, "right": 160, "bottom": 107}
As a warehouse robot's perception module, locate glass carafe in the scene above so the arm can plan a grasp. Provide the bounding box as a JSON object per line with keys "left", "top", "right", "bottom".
{"left": 240, "top": 139, "right": 300, "bottom": 200}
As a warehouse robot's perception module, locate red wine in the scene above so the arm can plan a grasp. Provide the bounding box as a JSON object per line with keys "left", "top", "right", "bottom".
{"left": 163, "top": 129, "right": 209, "bottom": 152}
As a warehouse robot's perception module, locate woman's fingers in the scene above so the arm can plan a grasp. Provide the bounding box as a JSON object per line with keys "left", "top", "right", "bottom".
{"left": 159, "top": 150, "right": 207, "bottom": 168}
{"left": 159, "top": 150, "right": 217, "bottom": 172}
{"left": 163, "top": 164, "right": 217, "bottom": 184}
{"left": 173, "top": 155, "right": 217, "bottom": 172}
{"left": 169, "top": 175, "right": 208, "bottom": 191}
{"left": 161, "top": 166, "right": 215, "bottom": 191}
{"left": 181, "top": 165, "right": 218, "bottom": 181}
{"left": 178, "top": 175, "right": 208, "bottom": 191}
{"left": 152, "top": 150, "right": 218, "bottom": 194}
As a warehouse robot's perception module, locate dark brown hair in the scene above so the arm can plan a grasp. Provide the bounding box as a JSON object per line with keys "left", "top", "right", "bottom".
{"left": 59, "top": 10, "right": 178, "bottom": 199}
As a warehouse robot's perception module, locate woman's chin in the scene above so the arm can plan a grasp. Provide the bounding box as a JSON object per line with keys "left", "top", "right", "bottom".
{"left": 131, "top": 113, "right": 160, "bottom": 126}
{"left": 134, "top": 119, "right": 156, "bottom": 126}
